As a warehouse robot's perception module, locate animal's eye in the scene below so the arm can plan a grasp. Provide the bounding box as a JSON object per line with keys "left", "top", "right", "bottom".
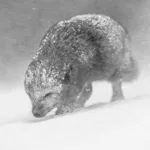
{"left": 63, "top": 66, "right": 73, "bottom": 83}
{"left": 63, "top": 72, "right": 70, "bottom": 83}
{"left": 44, "top": 93, "right": 52, "bottom": 98}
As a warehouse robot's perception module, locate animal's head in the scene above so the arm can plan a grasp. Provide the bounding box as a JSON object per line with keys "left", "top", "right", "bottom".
{"left": 24, "top": 55, "right": 80, "bottom": 118}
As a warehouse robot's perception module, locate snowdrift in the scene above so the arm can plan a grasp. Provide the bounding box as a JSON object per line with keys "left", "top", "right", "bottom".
{"left": 0, "top": 75, "right": 150, "bottom": 150}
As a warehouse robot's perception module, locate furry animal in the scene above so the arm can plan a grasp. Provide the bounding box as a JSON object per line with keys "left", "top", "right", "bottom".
{"left": 24, "top": 14, "right": 138, "bottom": 118}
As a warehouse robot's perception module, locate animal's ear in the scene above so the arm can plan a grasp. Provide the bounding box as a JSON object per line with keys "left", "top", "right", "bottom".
{"left": 62, "top": 65, "right": 73, "bottom": 84}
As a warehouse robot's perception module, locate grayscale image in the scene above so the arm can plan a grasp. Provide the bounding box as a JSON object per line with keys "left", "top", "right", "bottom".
{"left": 0, "top": 0, "right": 150, "bottom": 150}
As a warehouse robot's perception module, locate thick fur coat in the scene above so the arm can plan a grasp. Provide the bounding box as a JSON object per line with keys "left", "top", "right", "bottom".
{"left": 24, "top": 14, "right": 138, "bottom": 117}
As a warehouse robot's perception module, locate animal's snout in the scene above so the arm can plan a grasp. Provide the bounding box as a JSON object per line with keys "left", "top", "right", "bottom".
{"left": 31, "top": 99, "right": 58, "bottom": 118}
{"left": 32, "top": 108, "right": 43, "bottom": 118}
{"left": 33, "top": 111, "right": 43, "bottom": 118}
{"left": 32, "top": 105, "right": 46, "bottom": 118}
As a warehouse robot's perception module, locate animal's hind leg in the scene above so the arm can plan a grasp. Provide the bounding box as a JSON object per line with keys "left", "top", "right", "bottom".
{"left": 111, "top": 79, "right": 124, "bottom": 102}
{"left": 74, "top": 83, "right": 92, "bottom": 108}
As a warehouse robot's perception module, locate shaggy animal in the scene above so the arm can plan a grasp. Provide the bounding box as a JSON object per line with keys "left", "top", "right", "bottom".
{"left": 24, "top": 14, "right": 138, "bottom": 118}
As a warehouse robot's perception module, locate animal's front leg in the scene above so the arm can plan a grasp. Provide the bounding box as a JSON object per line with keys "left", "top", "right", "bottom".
{"left": 111, "top": 79, "right": 124, "bottom": 102}
{"left": 55, "top": 103, "right": 74, "bottom": 115}
{"left": 55, "top": 83, "right": 92, "bottom": 115}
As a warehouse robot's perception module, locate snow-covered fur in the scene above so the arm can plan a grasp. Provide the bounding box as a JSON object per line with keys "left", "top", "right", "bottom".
{"left": 24, "top": 14, "right": 139, "bottom": 117}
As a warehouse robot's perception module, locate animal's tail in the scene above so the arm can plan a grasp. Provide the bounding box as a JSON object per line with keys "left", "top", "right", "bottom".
{"left": 122, "top": 56, "right": 139, "bottom": 82}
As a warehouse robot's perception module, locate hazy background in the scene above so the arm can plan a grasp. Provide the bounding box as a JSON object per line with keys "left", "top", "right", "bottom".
{"left": 0, "top": 0, "right": 150, "bottom": 93}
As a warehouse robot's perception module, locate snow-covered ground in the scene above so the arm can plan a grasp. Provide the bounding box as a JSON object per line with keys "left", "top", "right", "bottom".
{"left": 0, "top": 73, "right": 150, "bottom": 150}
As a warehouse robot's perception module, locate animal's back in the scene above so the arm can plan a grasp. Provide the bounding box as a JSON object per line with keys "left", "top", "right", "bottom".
{"left": 36, "top": 14, "right": 138, "bottom": 83}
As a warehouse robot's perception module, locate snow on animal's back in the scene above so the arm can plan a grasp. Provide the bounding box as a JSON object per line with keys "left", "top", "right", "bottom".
{"left": 57, "top": 14, "right": 127, "bottom": 51}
